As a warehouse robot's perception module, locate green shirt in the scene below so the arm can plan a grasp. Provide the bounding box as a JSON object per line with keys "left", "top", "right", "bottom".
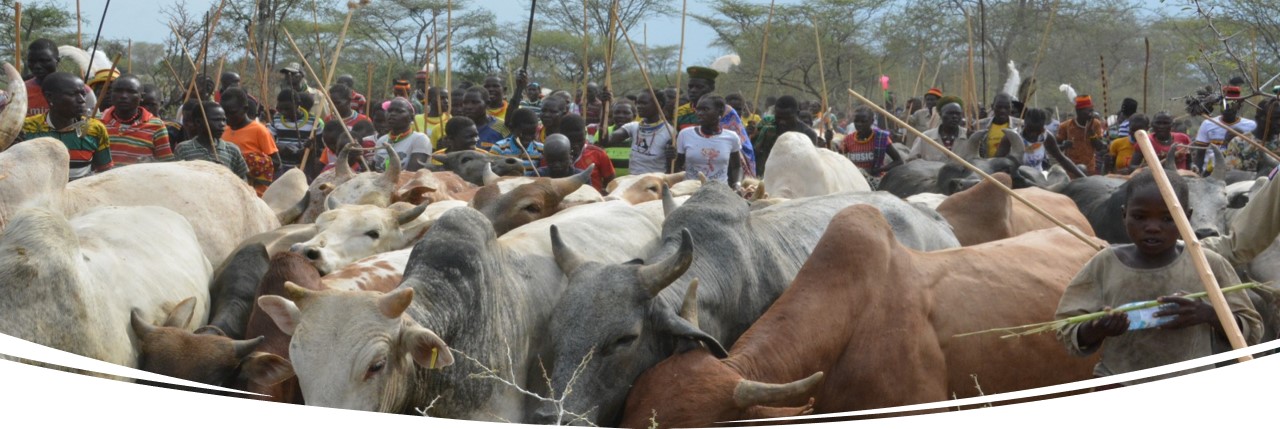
{"left": 173, "top": 138, "right": 250, "bottom": 181}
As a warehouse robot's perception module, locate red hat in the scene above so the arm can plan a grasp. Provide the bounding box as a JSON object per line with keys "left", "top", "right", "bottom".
{"left": 1074, "top": 95, "right": 1093, "bottom": 110}
{"left": 1223, "top": 86, "right": 1243, "bottom": 100}
{"left": 926, "top": 88, "right": 943, "bottom": 98}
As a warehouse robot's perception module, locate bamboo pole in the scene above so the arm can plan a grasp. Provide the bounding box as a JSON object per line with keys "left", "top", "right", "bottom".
{"left": 1133, "top": 130, "right": 1252, "bottom": 362}
{"left": 282, "top": 28, "right": 359, "bottom": 157}
{"left": 750, "top": 0, "right": 776, "bottom": 114}
{"left": 311, "top": 0, "right": 326, "bottom": 78}
{"left": 211, "top": 55, "right": 226, "bottom": 95}
{"left": 1143, "top": 37, "right": 1150, "bottom": 113}
{"left": 812, "top": 16, "right": 829, "bottom": 133}
{"left": 445, "top": 0, "right": 452, "bottom": 96}
{"left": 365, "top": 63, "right": 374, "bottom": 116}
{"left": 14, "top": 2, "right": 21, "bottom": 74}
{"left": 126, "top": 39, "right": 132, "bottom": 74}
{"left": 1200, "top": 114, "right": 1280, "bottom": 163}
{"left": 670, "top": 0, "right": 687, "bottom": 172}
{"left": 76, "top": 0, "right": 81, "bottom": 48}
{"left": 848, "top": 88, "right": 1104, "bottom": 251}
{"left": 598, "top": 0, "right": 618, "bottom": 142}
{"left": 324, "top": 2, "right": 364, "bottom": 92}
{"left": 618, "top": 12, "right": 672, "bottom": 154}
{"left": 581, "top": 0, "right": 589, "bottom": 114}
{"left": 1100, "top": 54, "right": 1109, "bottom": 117}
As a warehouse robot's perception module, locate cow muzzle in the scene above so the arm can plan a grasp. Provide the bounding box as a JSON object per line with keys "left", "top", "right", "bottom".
{"left": 1194, "top": 228, "right": 1220, "bottom": 239}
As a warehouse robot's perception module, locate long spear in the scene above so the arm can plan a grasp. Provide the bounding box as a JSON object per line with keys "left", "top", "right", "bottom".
{"left": 14, "top": 2, "right": 21, "bottom": 74}
{"left": 1134, "top": 130, "right": 1252, "bottom": 362}
{"left": 670, "top": 0, "right": 686, "bottom": 172}
{"left": 598, "top": 0, "right": 616, "bottom": 142}
{"left": 750, "top": 0, "right": 776, "bottom": 114}
{"left": 1143, "top": 37, "right": 1150, "bottom": 112}
{"left": 82, "top": 0, "right": 110, "bottom": 82}
{"left": 521, "top": 0, "right": 537, "bottom": 73}
{"left": 812, "top": 16, "right": 829, "bottom": 133}
{"left": 849, "top": 88, "right": 1104, "bottom": 251}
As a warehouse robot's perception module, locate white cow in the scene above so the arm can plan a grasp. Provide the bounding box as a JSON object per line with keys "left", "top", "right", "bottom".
{"left": 0, "top": 205, "right": 212, "bottom": 372}
{"left": 605, "top": 172, "right": 701, "bottom": 204}
{"left": 762, "top": 131, "right": 870, "bottom": 198}
{"left": 0, "top": 138, "right": 279, "bottom": 268}
{"left": 290, "top": 200, "right": 467, "bottom": 275}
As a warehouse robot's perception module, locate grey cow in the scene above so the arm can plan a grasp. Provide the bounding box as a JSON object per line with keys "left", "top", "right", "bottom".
{"left": 533, "top": 183, "right": 960, "bottom": 426}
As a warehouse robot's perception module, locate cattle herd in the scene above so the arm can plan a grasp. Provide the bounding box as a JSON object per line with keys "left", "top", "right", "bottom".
{"left": 2, "top": 63, "right": 1279, "bottom": 427}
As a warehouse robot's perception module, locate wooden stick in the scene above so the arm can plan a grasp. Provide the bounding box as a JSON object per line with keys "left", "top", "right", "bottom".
{"left": 324, "top": 3, "right": 363, "bottom": 92}
{"left": 598, "top": 0, "right": 618, "bottom": 142}
{"left": 1143, "top": 37, "right": 1150, "bottom": 113}
{"left": 171, "top": 41, "right": 218, "bottom": 162}
{"left": 1099, "top": 54, "right": 1109, "bottom": 117}
{"left": 90, "top": 53, "right": 122, "bottom": 115}
{"left": 751, "top": 0, "right": 775, "bottom": 114}
{"left": 1200, "top": 114, "right": 1280, "bottom": 163}
{"left": 911, "top": 55, "right": 927, "bottom": 105}
{"left": 1133, "top": 130, "right": 1252, "bottom": 361}
{"left": 848, "top": 88, "right": 1104, "bottom": 251}
{"left": 15, "top": 2, "right": 21, "bottom": 74}
{"left": 1027, "top": 0, "right": 1059, "bottom": 92}
{"left": 581, "top": 0, "right": 589, "bottom": 113}
{"left": 211, "top": 55, "right": 226, "bottom": 95}
{"left": 445, "top": 0, "right": 452, "bottom": 96}
{"left": 618, "top": 13, "right": 672, "bottom": 153}
{"left": 670, "top": 0, "right": 687, "bottom": 172}
{"left": 311, "top": 0, "right": 327, "bottom": 81}
{"left": 282, "top": 28, "right": 359, "bottom": 160}
{"left": 365, "top": 63, "right": 374, "bottom": 116}
{"left": 812, "top": 17, "right": 832, "bottom": 135}
{"left": 962, "top": 7, "right": 978, "bottom": 126}
{"left": 76, "top": 0, "right": 81, "bottom": 48}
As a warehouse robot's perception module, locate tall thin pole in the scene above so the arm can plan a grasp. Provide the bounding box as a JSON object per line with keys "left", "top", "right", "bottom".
{"left": 76, "top": 0, "right": 82, "bottom": 48}
{"left": 126, "top": 39, "right": 132, "bottom": 73}
{"left": 812, "top": 17, "right": 829, "bottom": 133}
{"left": 521, "top": 0, "right": 537, "bottom": 72}
{"left": 83, "top": 0, "right": 111, "bottom": 83}
{"left": 669, "top": 0, "right": 686, "bottom": 172}
{"left": 365, "top": 63, "right": 374, "bottom": 116}
{"left": 14, "top": 2, "right": 22, "bottom": 74}
{"left": 751, "top": 0, "right": 775, "bottom": 115}
{"left": 599, "top": 0, "right": 617, "bottom": 142}
{"left": 1143, "top": 37, "right": 1150, "bottom": 113}
{"left": 581, "top": 0, "right": 589, "bottom": 112}
{"left": 445, "top": 0, "right": 452, "bottom": 94}
{"left": 979, "top": 0, "right": 986, "bottom": 99}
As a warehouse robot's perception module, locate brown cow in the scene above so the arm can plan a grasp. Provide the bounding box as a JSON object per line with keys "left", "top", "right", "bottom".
{"left": 131, "top": 253, "right": 322, "bottom": 403}
{"left": 393, "top": 170, "right": 480, "bottom": 205}
{"left": 605, "top": 172, "right": 696, "bottom": 204}
{"left": 619, "top": 205, "right": 1103, "bottom": 428}
{"left": 470, "top": 165, "right": 595, "bottom": 236}
{"left": 936, "top": 172, "right": 1095, "bottom": 246}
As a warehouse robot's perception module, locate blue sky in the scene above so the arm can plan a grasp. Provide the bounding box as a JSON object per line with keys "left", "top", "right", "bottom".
{"left": 47, "top": 0, "right": 732, "bottom": 65}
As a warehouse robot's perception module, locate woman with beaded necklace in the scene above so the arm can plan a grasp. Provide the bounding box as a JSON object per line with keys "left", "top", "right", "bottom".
{"left": 373, "top": 97, "right": 432, "bottom": 172}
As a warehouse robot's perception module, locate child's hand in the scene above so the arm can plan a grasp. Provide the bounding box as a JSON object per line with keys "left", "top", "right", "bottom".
{"left": 1155, "top": 295, "right": 1217, "bottom": 330}
{"left": 1078, "top": 308, "right": 1129, "bottom": 347}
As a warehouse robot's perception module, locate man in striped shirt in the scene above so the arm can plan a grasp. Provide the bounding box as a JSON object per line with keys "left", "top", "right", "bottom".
{"left": 102, "top": 75, "right": 173, "bottom": 166}
{"left": 19, "top": 72, "right": 113, "bottom": 181}
{"left": 173, "top": 101, "right": 249, "bottom": 182}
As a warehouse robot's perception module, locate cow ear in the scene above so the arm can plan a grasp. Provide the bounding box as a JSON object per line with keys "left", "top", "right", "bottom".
{"left": 240, "top": 352, "right": 294, "bottom": 387}
{"left": 656, "top": 309, "right": 727, "bottom": 359}
{"left": 1229, "top": 193, "right": 1249, "bottom": 209}
{"left": 743, "top": 398, "right": 816, "bottom": 419}
{"left": 401, "top": 324, "right": 454, "bottom": 369}
{"left": 163, "top": 297, "right": 199, "bottom": 328}
{"left": 257, "top": 295, "right": 302, "bottom": 336}
{"left": 378, "top": 288, "right": 415, "bottom": 319}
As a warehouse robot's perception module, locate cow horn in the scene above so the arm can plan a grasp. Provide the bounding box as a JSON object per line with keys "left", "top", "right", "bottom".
{"left": 378, "top": 142, "right": 402, "bottom": 188}
{"left": 679, "top": 278, "right": 700, "bottom": 327}
{"left": 1162, "top": 146, "right": 1178, "bottom": 170}
{"left": 276, "top": 191, "right": 311, "bottom": 225}
{"left": 396, "top": 201, "right": 431, "bottom": 226}
{"left": 334, "top": 143, "right": 357, "bottom": 180}
{"left": 661, "top": 184, "right": 678, "bottom": 217}
{"left": 231, "top": 336, "right": 265, "bottom": 359}
{"left": 550, "top": 225, "right": 585, "bottom": 275}
{"left": 663, "top": 172, "right": 686, "bottom": 187}
{"left": 551, "top": 164, "right": 595, "bottom": 198}
{"left": 637, "top": 229, "right": 694, "bottom": 298}
{"left": 324, "top": 193, "right": 344, "bottom": 212}
{"left": 697, "top": 172, "right": 708, "bottom": 184}
{"left": 1209, "top": 143, "right": 1226, "bottom": 181}
{"left": 0, "top": 63, "right": 27, "bottom": 151}
{"left": 482, "top": 162, "right": 501, "bottom": 186}
{"left": 752, "top": 181, "right": 767, "bottom": 200}
{"left": 130, "top": 309, "right": 157, "bottom": 339}
{"left": 282, "top": 281, "right": 313, "bottom": 302}
{"left": 733, "top": 372, "right": 826, "bottom": 409}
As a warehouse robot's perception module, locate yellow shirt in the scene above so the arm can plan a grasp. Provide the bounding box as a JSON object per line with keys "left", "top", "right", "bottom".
{"left": 413, "top": 113, "right": 451, "bottom": 150}
{"left": 486, "top": 101, "right": 509, "bottom": 121}
{"left": 986, "top": 122, "right": 1009, "bottom": 157}
{"left": 1109, "top": 137, "right": 1135, "bottom": 170}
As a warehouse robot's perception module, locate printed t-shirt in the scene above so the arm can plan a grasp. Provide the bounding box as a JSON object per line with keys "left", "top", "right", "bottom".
{"left": 21, "top": 113, "right": 113, "bottom": 181}
{"left": 101, "top": 107, "right": 173, "bottom": 166}
{"left": 676, "top": 126, "right": 741, "bottom": 184}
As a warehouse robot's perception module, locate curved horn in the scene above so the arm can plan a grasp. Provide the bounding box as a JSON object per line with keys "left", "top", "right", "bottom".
{"left": 679, "top": 278, "right": 700, "bottom": 327}
{"left": 661, "top": 184, "right": 678, "bottom": 217}
{"left": 396, "top": 202, "right": 431, "bottom": 226}
{"left": 0, "top": 63, "right": 27, "bottom": 151}
{"left": 482, "top": 162, "right": 501, "bottom": 186}
{"left": 733, "top": 372, "right": 826, "bottom": 409}
{"left": 378, "top": 142, "right": 402, "bottom": 188}
{"left": 550, "top": 225, "right": 586, "bottom": 275}
{"left": 662, "top": 172, "right": 686, "bottom": 187}
{"left": 334, "top": 143, "right": 357, "bottom": 180}
{"left": 231, "top": 336, "right": 265, "bottom": 359}
{"left": 637, "top": 229, "right": 695, "bottom": 297}
{"left": 1209, "top": 143, "right": 1227, "bottom": 181}
{"left": 550, "top": 164, "right": 596, "bottom": 198}
{"left": 130, "top": 309, "right": 157, "bottom": 339}
{"left": 276, "top": 191, "right": 311, "bottom": 225}
{"left": 282, "top": 281, "right": 313, "bottom": 302}
{"left": 323, "top": 193, "right": 344, "bottom": 212}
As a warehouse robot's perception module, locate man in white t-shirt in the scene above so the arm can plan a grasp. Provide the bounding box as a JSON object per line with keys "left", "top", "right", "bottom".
{"left": 1194, "top": 86, "right": 1256, "bottom": 174}
{"left": 607, "top": 90, "right": 675, "bottom": 174}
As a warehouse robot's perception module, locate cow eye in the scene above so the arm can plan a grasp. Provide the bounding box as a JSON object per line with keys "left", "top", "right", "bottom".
{"left": 604, "top": 335, "right": 638, "bottom": 356}
{"left": 647, "top": 186, "right": 660, "bottom": 193}
{"left": 365, "top": 230, "right": 380, "bottom": 239}
{"left": 367, "top": 359, "right": 386, "bottom": 376}
{"left": 523, "top": 204, "right": 541, "bottom": 213}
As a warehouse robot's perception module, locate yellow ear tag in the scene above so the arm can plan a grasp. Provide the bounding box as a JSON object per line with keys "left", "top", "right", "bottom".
{"left": 430, "top": 347, "right": 439, "bottom": 370}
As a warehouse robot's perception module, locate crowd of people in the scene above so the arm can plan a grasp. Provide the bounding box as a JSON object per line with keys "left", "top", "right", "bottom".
{"left": 6, "top": 34, "right": 1280, "bottom": 397}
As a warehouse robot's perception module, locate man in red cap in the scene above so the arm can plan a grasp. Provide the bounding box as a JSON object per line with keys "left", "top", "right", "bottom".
{"left": 1195, "top": 85, "right": 1256, "bottom": 175}
{"left": 909, "top": 88, "right": 943, "bottom": 132}
{"left": 1055, "top": 94, "right": 1107, "bottom": 175}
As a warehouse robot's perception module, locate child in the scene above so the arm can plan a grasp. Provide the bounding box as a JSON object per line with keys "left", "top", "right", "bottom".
{"left": 488, "top": 108, "right": 544, "bottom": 175}
{"left": 537, "top": 133, "right": 583, "bottom": 178}
{"left": 1055, "top": 169, "right": 1261, "bottom": 387}
{"left": 374, "top": 97, "right": 432, "bottom": 172}
{"left": 560, "top": 113, "right": 615, "bottom": 191}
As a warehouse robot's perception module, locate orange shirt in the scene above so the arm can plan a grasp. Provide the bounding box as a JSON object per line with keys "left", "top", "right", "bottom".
{"left": 222, "top": 120, "right": 279, "bottom": 196}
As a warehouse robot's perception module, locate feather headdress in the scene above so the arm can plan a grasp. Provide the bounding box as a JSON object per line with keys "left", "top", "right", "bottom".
{"left": 1002, "top": 61, "right": 1021, "bottom": 100}
{"left": 58, "top": 45, "right": 113, "bottom": 80}
{"left": 1059, "top": 84, "right": 1077, "bottom": 105}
